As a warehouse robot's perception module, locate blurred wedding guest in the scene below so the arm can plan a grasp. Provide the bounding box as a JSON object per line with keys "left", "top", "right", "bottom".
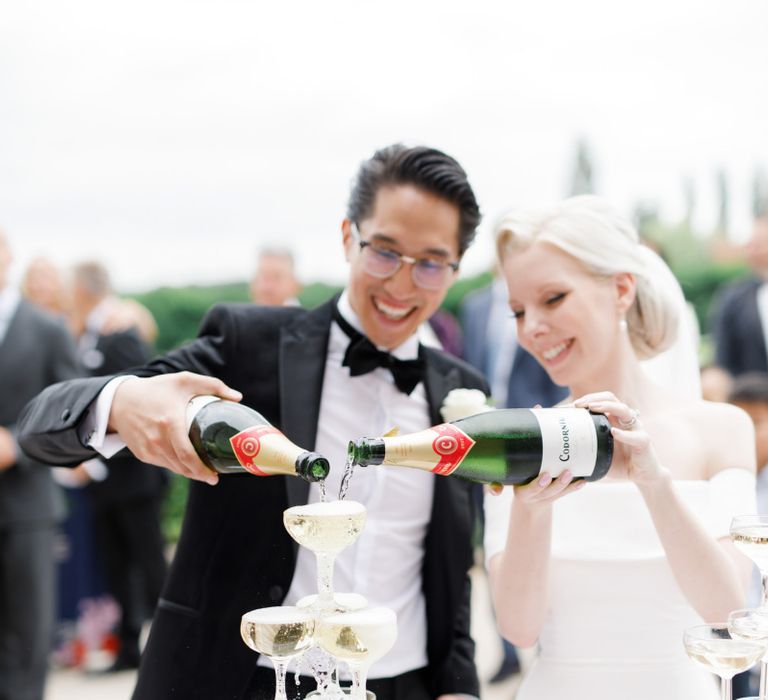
{"left": 69, "top": 261, "right": 168, "bottom": 672}
{"left": 711, "top": 215, "right": 768, "bottom": 377}
{"left": 21, "top": 257, "right": 106, "bottom": 667}
{"left": 0, "top": 230, "right": 81, "bottom": 700}
{"left": 700, "top": 364, "right": 734, "bottom": 403}
{"left": 485, "top": 196, "right": 756, "bottom": 700}
{"left": 21, "top": 256, "right": 71, "bottom": 317}
{"left": 100, "top": 297, "right": 159, "bottom": 346}
{"left": 21, "top": 255, "right": 159, "bottom": 345}
{"left": 249, "top": 247, "right": 301, "bottom": 307}
{"left": 419, "top": 308, "right": 463, "bottom": 357}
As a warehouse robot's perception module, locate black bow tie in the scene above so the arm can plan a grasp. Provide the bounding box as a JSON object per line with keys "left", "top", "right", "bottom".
{"left": 333, "top": 306, "right": 425, "bottom": 395}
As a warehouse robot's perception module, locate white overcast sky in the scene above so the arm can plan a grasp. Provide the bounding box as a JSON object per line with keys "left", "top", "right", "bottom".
{"left": 1, "top": 0, "right": 767, "bottom": 292}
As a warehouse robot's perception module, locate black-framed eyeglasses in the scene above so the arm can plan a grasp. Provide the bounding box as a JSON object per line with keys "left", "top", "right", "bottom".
{"left": 350, "top": 223, "right": 459, "bottom": 290}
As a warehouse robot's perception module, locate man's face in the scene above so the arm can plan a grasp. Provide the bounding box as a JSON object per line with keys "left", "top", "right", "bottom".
{"left": 0, "top": 231, "right": 12, "bottom": 291}
{"left": 250, "top": 255, "right": 300, "bottom": 306}
{"left": 343, "top": 185, "right": 461, "bottom": 350}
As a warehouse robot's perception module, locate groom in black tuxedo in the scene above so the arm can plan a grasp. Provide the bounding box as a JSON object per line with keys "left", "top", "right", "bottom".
{"left": 19, "top": 144, "right": 488, "bottom": 700}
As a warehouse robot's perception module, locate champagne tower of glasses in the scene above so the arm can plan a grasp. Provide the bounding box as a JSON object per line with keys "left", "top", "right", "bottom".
{"left": 241, "top": 500, "right": 398, "bottom": 700}
{"left": 682, "top": 515, "right": 768, "bottom": 700}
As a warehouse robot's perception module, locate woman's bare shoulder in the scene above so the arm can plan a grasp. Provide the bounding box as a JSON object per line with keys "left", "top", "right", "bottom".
{"left": 682, "top": 400, "right": 756, "bottom": 477}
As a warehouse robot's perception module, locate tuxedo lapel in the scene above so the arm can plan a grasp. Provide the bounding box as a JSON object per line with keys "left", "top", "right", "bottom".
{"left": 422, "top": 348, "right": 464, "bottom": 425}
{"left": 279, "top": 299, "right": 334, "bottom": 508}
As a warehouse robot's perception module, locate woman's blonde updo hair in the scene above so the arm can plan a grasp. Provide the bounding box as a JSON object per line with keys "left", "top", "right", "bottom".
{"left": 495, "top": 195, "right": 681, "bottom": 360}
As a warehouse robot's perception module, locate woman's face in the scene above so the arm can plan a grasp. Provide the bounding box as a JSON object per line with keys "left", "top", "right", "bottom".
{"left": 502, "top": 240, "right": 630, "bottom": 389}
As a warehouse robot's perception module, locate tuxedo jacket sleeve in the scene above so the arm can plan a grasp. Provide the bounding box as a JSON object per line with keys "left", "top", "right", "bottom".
{"left": 85, "top": 329, "right": 168, "bottom": 507}
{"left": 18, "top": 300, "right": 488, "bottom": 699}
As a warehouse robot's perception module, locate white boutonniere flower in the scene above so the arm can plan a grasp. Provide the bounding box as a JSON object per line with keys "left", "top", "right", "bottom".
{"left": 440, "top": 388, "right": 493, "bottom": 422}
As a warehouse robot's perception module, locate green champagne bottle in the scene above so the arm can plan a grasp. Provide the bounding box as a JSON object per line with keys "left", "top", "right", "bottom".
{"left": 186, "top": 396, "right": 329, "bottom": 482}
{"left": 348, "top": 407, "right": 613, "bottom": 485}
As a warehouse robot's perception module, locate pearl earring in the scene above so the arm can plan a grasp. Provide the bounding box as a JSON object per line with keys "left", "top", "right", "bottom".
{"left": 619, "top": 318, "right": 628, "bottom": 331}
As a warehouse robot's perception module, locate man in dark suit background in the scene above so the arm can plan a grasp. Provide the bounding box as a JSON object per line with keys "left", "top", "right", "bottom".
{"left": 712, "top": 215, "right": 768, "bottom": 376}
{"left": 249, "top": 247, "right": 302, "bottom": 307}
{"left": 19, "top": 145, "right": 488, "bottom": 700}
{"left": 69, "top": 261, "right": 168, "bottom": 672}
{"left": 0, "top": 230, "right": 82, "bottom": 700}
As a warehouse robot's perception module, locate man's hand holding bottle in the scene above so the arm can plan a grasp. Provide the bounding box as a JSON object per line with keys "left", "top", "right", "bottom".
{"left": 109, "top": 372, "right": 242, "bottom": 485}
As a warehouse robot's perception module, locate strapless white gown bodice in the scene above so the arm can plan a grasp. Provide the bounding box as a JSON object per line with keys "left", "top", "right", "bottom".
{"left": 483, "top": 470, "right": 756, "bottom": 700}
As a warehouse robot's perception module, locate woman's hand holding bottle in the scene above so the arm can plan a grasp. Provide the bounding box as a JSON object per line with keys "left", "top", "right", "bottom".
{"left": 573, "top": 392, "right": 668, "bottom": 486}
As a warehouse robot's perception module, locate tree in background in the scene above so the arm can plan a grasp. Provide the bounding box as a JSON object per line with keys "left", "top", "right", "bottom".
{"left": 753, "top": 167, "right": 768, "bottom": 219}
{"left": 715, "top": 167, "right": 731, "bottom": 240}
{"left": 568, "top": 137, "right": 596, "bottom": 196}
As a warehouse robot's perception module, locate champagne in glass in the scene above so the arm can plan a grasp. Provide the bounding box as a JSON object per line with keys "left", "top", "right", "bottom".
{"left": 241, "top": 606, "right": 315, "bottom": 700}
{"left": 728, "top": 608, "right": 768, "bottom": 700}
{"left": 284, "top": 501, "right": 367, "bottom": 611}
{"left": 683, "top": 623, "right": 766, "bottom": 700}
{"left": 317, "top": 607, "right": 397, "bottom": 700}
{"left": 731, "top": 515, "right": 768, "bottom": 608}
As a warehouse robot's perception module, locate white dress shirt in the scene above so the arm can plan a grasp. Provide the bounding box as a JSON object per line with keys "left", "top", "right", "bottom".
{"left": 757, "top": 282, "right": 768, "bottom": 367}
{"left": 276, "top": 291, "right": 435, "bottom": 678}
{"left": 0, "top": 286, "right": 20, "bottom": 346}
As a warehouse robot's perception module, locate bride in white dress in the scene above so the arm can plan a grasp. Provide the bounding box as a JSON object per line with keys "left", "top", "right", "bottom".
{"left": 483, "top": 196, "right": 757, "bottom": 700}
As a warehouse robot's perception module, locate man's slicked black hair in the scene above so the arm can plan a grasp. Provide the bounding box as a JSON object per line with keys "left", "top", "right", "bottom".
{"left": 347, "top": 144, "right": 482, "bottom": 256}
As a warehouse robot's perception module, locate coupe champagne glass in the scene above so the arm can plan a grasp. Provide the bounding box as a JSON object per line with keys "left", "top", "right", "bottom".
{"left": 284, "top": 501, "right": 367, "bottom": 612}
{"left": 317, "top": 607, "right": 397, "bottom": 700}
{"left": 241, "top": 606, "right": 315, "bottom": 700}
{"left": 683, "top": 623, "right": 766, "bottom": 700}
{"left": 731, "top": 515, "right": 768, "bottom": 608}
{"left": 728, "top": 608, "right": 768, "bottom": 700}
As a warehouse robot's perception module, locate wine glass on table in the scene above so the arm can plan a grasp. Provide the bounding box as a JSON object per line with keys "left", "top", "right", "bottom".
{"left": 283, "top": 501, "right": 367, "bottom": 612}
{"left": 731, "top": 515, "right": 768, "bottom": 609}
{"left": 241, "top": 606, "right": 315, "bottom": 700}
{"left": 729, "top": 608, "right": 768, "bottom": 700}
{"left": 684, "top": 623, "right": 767, "bottom": 700}
{"left": 317, "top": 607, "right": 397, "bottom": 700}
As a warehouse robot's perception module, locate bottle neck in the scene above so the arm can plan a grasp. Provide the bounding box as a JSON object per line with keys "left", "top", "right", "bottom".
{"left": 295, "top": 451, "right": 330, "bottom": 482}
{"left": 186, "top": 395, "right": 222, "bottom": 432}
{"left": 348, "top": 438, "right": 386, "bottom": 467}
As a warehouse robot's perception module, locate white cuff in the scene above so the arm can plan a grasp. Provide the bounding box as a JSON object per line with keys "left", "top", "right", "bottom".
{"left": 81, "top": 458, "right": 109, "bottom": 482}
{"left": 78, "top": 375, "right": 134, "bottom": 458}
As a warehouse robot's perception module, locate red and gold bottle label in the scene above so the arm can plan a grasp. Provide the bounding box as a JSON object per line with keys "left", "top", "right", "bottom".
{"left": 382, "top": 423, "right": 476, "bottom": 475}
{"left": 430, "top": 424, "right": 476, "bottom": 475}
{"left": 230, "top": 425, "right": 301, "bottom": 476}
